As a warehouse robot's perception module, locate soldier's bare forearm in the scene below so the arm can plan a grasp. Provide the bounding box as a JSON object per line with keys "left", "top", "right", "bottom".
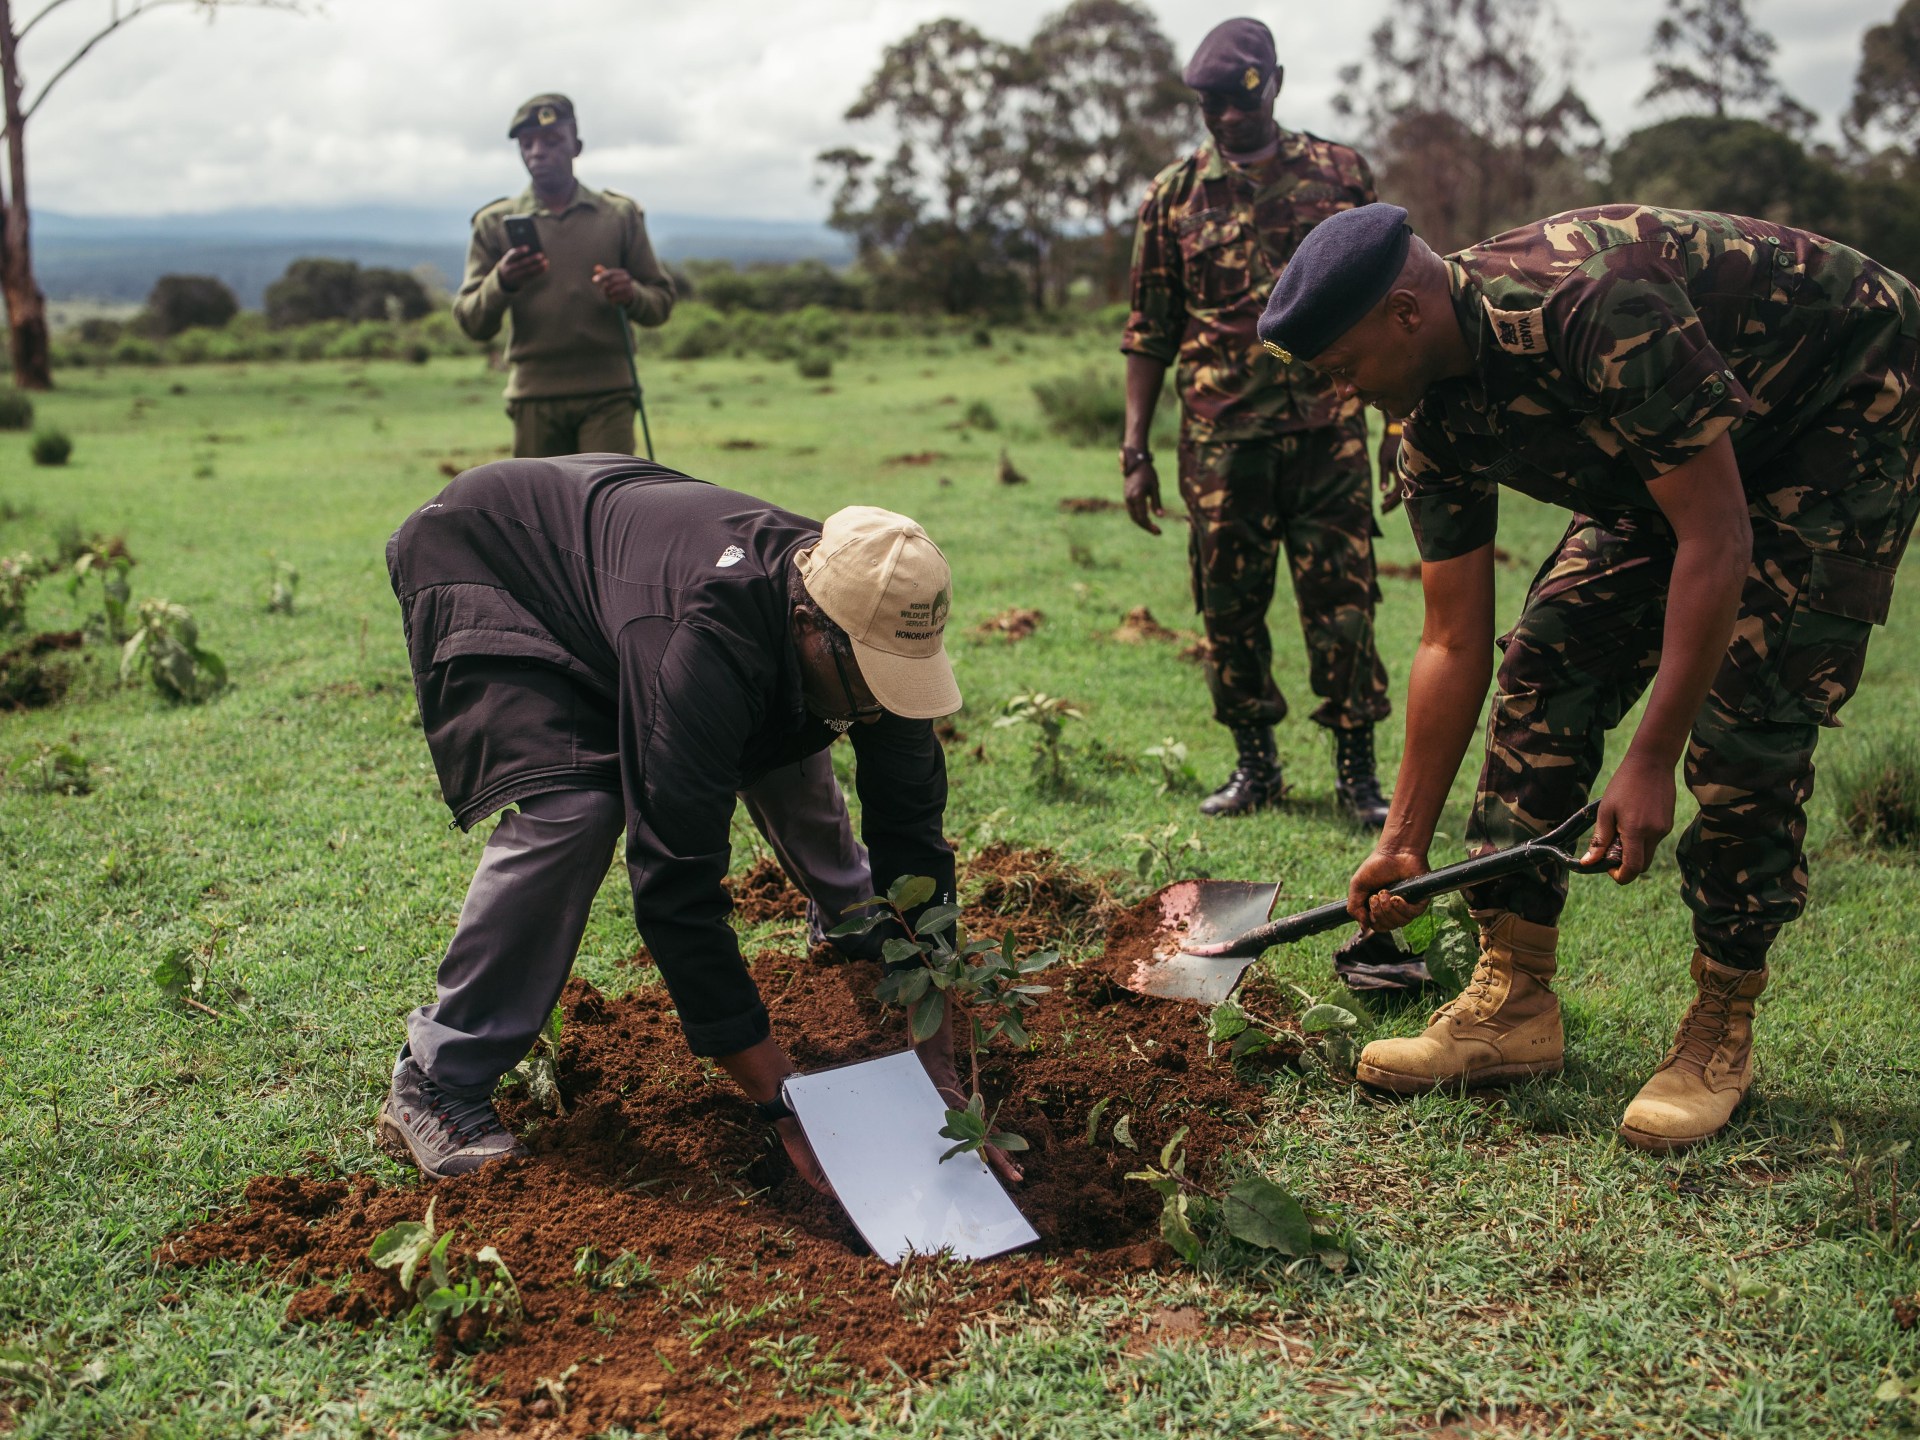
{"left": 1379, "top": 546, "right": 1498, "bottom": 856}
{"left": 1123, "top": 354, "right": 1168, "bottom": 449}
{"left": 1634, "top": 437, "right": 1751, "bottom": 770}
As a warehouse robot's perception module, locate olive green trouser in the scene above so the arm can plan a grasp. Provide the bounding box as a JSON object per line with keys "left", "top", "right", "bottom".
{"left": 507, "top": 389, "right": 636, "bottom": 458}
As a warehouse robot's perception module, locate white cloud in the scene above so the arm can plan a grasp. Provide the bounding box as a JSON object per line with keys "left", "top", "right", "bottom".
{"left": 16, "top": 0, "right": 1893, "bottom": 219}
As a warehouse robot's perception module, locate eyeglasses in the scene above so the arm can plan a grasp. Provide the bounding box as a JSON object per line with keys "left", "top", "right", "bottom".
{"left": 807, "top": 607, "right": 886, "bottom": 727}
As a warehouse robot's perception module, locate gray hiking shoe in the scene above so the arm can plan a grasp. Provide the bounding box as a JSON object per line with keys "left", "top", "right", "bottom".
{"left": 376, "top": 1052, "right": 525, "bottom": 1179}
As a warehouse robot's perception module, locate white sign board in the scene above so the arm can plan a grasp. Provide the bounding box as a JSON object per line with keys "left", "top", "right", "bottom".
{"left": 781, "top": 1050, "right": 1039, "bottom": 1265}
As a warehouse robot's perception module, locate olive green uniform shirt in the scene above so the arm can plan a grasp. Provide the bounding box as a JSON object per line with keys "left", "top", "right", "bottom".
{"left": 1123, "top": 130, "right": 1376, "bottom": 441}
{"left": 455, "top": 183, "right": 676, "bottom": 402}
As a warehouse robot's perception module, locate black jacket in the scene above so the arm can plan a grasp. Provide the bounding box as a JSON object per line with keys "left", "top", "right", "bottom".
{"left": 387, "top": 456, "right": 954, "bottom": 1055}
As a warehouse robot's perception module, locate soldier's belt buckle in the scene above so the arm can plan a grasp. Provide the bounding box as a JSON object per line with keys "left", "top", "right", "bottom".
{"left": 1262, "top": 339, "right": 1292, "bottom": 363}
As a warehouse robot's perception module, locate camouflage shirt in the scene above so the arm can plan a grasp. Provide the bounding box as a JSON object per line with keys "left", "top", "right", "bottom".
{"left": 1400, "top": 205, "right": 1920, "bottom": 564}
{"left": 1124, "top": 130, "right": 1376, "bottom": 440}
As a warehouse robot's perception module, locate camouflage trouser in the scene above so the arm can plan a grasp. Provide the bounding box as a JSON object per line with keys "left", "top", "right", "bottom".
{"left": 1465, "top": 394, "right": 1920, "bottom": 967}
{"left": 1178, "top": 421, "right": 1391, "bottom": 731}
{"left": 507, "top": 389, "right": 636, "bottom": 458}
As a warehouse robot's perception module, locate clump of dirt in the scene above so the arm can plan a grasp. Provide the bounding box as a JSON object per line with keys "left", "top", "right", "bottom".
{"left": 1058, "top": 496, "right": 1118, "bottom": 514}
{"left": 719, "top": 438, "right": 765, "bottom": 451}
{"left": 160, "top": 890, "right": 1273, "bottom": 1438}
{"left": 996, "top": 449, "right": 1029, "bottom": 486}
{"left": 934, "top": 719, "right": 966, "bottom": 746}
{"left": 964, "top": 843, "right": 1115, "bottom": 946}
{"left": 1112, "top": 606, "right": 1181, "bottom": 644}
{"left": 0, "top": 629, "right": 84, "bottom": 712}
{"left": 1176, "top": 637, "right": 1209, "bottom": 665}
{"left": 976, "top": 607, "right": 1043, "bottom": 641}
{"left": 883, "top": 450, "right": 943, "bottom": 466}
{"left": 723, "top": 857, "right": 809, "bottom": 926}
{"left": 1376, "top": 559, "right": 1422, "bottom": 582}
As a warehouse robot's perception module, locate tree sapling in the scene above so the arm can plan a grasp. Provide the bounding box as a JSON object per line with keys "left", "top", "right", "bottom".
{"left": 835, "top": 873, "right": 1059, "bottom": 1165}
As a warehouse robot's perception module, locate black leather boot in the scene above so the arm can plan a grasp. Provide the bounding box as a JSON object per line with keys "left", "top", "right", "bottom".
{"left": 1334, "top": 725, "right": 1391, "bottom": 828}
{"left": 1199, "top": 724, "right": 1286, "bottom": 817}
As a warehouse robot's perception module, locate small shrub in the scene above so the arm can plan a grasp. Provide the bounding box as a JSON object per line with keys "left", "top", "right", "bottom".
{"left": 0, "top": 389, "right": 32, "bottom": 430}
{"left": 994, "top": 692, "right": 1085, "bottom": 791}
{"left": 795, "top": 350, "right": 833, "bottom": 380}
{"left": 1032, "top": 369, "right": 1123, "bottom": 447}
{"left": 368, "top": 1198, "right": 524, "bottom": 1342}
{"left": 121, "top": 598, "right": 227, "bottom": 703}
{"left": 266, "top": 557, "right": 298, "bottom": 615}
{"left": 66, "top": 535, "right": 136, "bottom": 642}
{"left": 961, "top": 398, "right": 998, "bottom": 430}
{"left": 1834, "top": 735, "right": 1920, "bottom": 849}
{"left": 0, "top": 552, "right": 39, "bottom": 631}
{"left": 110, "top": 336, "right": 162, "bottom": 366}
{"left": 665, "top": 302, "right": 731, "bottom": 360}
{"left": 10, "top": 741, "right": 92, "bottom": 796}
{"left": 31, "top": 430, "right": 73, "bottom": 466}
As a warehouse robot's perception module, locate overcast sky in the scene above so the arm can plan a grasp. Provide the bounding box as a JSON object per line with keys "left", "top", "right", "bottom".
{"left": 18, "top": 0, "right": 1892, "bottom": 220}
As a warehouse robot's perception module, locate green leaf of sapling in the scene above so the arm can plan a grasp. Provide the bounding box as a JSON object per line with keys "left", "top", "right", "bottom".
{"left": 888, "top": 875, "right": 937, "bottom": 911}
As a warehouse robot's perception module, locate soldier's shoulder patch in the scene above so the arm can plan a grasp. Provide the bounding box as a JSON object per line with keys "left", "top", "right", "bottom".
{"left": 1482, "top": 297, "right": 1547, "bottom": 356}
{"left": 469, "top": 197, "right": 512, "bottom": 226}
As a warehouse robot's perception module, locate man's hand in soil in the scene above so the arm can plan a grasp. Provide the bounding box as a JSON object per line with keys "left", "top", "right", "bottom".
{"left": 717, "top": 1034, "right": 833, "bottom": 1195}
{"left": 592, "top": 264, "right": 639, "bottom": 306}
{"left": 913, "top": 1007, "right": 1024, "bottom": 1184}
{"left": 496, "top": 245, "right": 549, "bottom": 292}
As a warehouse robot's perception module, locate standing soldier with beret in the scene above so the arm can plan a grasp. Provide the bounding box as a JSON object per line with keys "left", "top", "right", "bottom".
{"left": 456, "top": 94, "right": 675, "bottom": 458}
{"left": 1121, "top": 17, "right": 1393, "bottom": 824}
{"left": 1261, "top": 202, "right": 1920, "bottom": 1150}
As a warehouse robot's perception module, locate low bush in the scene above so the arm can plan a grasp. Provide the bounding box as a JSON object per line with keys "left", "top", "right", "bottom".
{"left": 796, "top": 350, "right": 833, "bottom": 379}
{"left": 0, "top": 389, "right": 33, "bottom": 430}
{"left": 1032, "top": 369, "right": 1123, "bottom": 447}
{"left": 1835, "top": 734, "right": 1920, "bottom": 849}
{"left": 31, "top": 429, "right": 73, "bottom": 466}
{"left": 660, "top": 302, "right": 732, "bottom": 360}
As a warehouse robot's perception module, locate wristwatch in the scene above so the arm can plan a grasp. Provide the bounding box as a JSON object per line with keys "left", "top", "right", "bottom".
{"left": 754, "top": 1094, "right": 795, "bottom": 1123}
{"left": 1120, "top": 445, "right": 1154, "bottom": 476}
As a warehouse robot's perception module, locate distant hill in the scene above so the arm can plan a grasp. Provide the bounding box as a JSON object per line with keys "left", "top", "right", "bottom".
{"left": 32, "top": 204, "right": 854, "bottom": 307}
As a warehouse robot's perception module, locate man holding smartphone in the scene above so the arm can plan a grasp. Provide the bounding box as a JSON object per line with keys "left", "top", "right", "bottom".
{"left": 455, "top": 94, "right": 675, "bottom": 457}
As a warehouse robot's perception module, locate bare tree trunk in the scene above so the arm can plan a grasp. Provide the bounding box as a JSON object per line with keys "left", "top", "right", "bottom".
{"left": 0, "top": 0, "right": 53, "bottom": 391}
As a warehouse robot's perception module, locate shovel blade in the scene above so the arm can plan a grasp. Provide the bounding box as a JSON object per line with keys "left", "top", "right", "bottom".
{"left": 1121, "top": 880, "right": 1280, "bottom": 1004}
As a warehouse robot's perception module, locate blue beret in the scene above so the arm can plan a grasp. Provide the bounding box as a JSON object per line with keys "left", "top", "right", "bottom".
{"left": 1183, "top": 18, "right": 1275, "bottom": 95}
{"left": 1257, "top": 203, "right": 1412, "bottom": 363}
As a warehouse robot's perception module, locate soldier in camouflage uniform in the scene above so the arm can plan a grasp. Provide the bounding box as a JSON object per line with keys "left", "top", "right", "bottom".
{"left": 1120, "top": 17, "right": 1392, "bottom": 825}
{"left": 1259, "top": 201, "right": 1919, "bottom": 1151}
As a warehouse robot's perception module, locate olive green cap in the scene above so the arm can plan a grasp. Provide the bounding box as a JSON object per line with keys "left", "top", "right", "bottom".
{"left": 508, "top": 93, "right": 575, "bottom": 139}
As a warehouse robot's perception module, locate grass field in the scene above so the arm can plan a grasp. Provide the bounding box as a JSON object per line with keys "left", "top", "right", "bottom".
{"left": 2, "top": 337, "right": 1918, "bottom": 1439}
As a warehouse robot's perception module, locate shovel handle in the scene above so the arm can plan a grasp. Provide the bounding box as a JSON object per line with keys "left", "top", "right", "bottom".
{"left": 1199, "top": 802, "right": 1609, "bottom": 958}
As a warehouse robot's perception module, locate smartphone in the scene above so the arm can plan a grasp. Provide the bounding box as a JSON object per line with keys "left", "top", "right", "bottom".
{"left": 503, "top": 215, "right": 543, "bottom": 254}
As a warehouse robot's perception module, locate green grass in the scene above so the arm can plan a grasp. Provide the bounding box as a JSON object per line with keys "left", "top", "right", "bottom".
{"left": 2, "top": 341, "right": 1918, "bottom": 1438}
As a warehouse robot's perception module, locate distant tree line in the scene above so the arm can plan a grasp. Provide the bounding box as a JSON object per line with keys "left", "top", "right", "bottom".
{"left": 831, "top": 0, "right": 1920, "bottom": 315}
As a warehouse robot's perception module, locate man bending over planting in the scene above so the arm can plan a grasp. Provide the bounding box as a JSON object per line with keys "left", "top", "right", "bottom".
{"left": 381, "top": 456, "right": 973, "bottom": 1189}
{"left": 1259, "top": 203, "right": 1918, "bottom": 1151}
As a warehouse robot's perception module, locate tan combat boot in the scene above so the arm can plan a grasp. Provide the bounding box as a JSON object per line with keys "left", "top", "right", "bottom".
{"left": 1619, "top": 953, "right": 1767, "bottom": 1154}
{"left": 1355, "top": 911, "right": 1564, "bottom": 1094}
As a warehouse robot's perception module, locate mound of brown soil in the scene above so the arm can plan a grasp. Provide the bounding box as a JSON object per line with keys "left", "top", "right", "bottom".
{"left": 0, "top": 630, "right": 84, "bottom": 712}
{"left": 723, "top": 857, "right": 809, "bottom": 926}
{"left": 1058, "top": 496, "right": 1119, "bottom": 514}
{"left": 965, "top": 842, "right": 1114, "bottom": 946}
{"left": 1112, "top": 606, "right": 1181, "bottom": 644}
{"left": 160, "top": 885, "right": 1275, "bottom": 1437}
{"left": 976, "top": 607, "right": 1042, "bottom": 641}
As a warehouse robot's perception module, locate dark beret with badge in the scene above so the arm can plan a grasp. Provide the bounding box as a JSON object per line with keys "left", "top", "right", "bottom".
{"left": 1182, "top": 17, "right": 1278, "bottom": 97}
{"left": 1256, "top": 202, "right": 1413, "bottom": 363}
{"left": 508, "top": 93, "right": 575, "bottom": 139}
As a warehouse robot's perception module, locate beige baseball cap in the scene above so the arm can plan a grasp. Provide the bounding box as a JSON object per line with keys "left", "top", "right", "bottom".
{"left": 796, "top": 506, "right": 961, "bottom": 720}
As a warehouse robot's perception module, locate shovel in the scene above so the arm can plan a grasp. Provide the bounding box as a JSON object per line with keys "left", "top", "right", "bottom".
{"left": 1122, "top": 802, "right": 1612, "bottom": 1005}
